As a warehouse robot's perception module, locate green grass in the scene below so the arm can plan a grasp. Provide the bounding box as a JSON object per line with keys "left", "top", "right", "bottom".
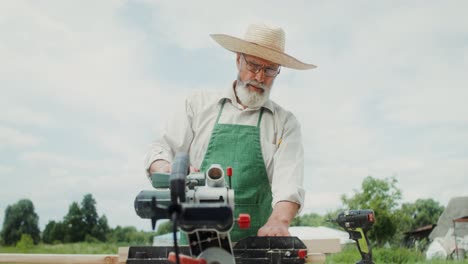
{"left": 326, "top": 245, "right": 468, "bottom": 264}
{"left": 0, "top": 242, "right": 127, "bottom": 254}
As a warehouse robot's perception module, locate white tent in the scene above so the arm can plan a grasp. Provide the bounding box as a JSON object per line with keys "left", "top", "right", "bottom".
{"left": 426, "top": 196, "right": 468, "bottom": 260}
{"left": 430, "top": 196, "right": 468, "bottom": 240}
{"left": 289, "top": 226, "right": 354, "bottom": 244}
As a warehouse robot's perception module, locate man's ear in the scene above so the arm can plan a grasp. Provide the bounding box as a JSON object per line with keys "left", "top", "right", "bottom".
{"left": 236, "top": 53, "right": 241, "bottom": 70}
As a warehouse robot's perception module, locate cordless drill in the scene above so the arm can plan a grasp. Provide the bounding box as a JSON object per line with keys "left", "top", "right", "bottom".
{"left": 332, "top": 210, "right": 375, "bottom": 264}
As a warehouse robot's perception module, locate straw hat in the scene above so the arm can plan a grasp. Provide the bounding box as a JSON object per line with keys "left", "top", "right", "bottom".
{"left": 210, "top": 23, "right": 316, "bottom": 70}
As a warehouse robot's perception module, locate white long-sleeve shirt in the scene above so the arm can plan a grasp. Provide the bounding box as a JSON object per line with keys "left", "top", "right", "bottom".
{"left": 145, "top": 84, "right": 305, "bottom": 210}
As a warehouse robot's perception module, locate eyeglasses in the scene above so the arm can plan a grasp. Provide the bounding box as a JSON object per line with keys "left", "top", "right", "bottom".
{"left": 241, "top": 54, "right": 281, "bottom": 77}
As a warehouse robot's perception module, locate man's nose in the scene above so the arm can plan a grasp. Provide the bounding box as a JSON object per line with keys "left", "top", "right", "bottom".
{"left": 254, "top": 68, "right": 265, "bottom": 82}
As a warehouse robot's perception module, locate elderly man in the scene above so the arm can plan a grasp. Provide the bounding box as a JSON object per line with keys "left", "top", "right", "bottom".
{"left": 145, "top": 23, "right": 315, "bottom": 242}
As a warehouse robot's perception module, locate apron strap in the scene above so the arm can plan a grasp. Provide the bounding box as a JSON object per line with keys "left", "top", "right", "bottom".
{"left": 257, "top": 107, "right": 265, "bottom": 128}
{"left": 215, "top": 99, "right": 227, "bottom": 124}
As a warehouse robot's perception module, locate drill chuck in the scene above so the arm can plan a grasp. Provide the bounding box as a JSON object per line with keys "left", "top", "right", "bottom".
{"left": 336, "top": 209, "right": 375, "bottom": 231}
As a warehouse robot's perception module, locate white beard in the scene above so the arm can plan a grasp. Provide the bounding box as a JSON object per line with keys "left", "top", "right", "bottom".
{"left": 235, "top": 78, "right": 271, "bottom": 108}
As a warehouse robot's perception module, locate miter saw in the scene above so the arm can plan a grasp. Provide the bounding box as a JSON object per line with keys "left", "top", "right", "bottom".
{"left": 132, "top": 153, "right": 309, "bottom": 264}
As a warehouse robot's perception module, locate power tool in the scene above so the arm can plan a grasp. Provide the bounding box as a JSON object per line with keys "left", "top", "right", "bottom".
{"left": 134, "top": 153, "right": 245, "bottom": 263}
{"left": 331, "top": 210, "right": 375, "bottom": 264}
{"left": 132, "top": 153, "right": 309, "bottom": 264}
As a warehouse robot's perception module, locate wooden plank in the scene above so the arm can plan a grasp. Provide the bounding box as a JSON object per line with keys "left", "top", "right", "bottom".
{"left": 117, "top": 247, "right": 128, "bottom": 264}
{"left": 0, "top": 253, "right": 119, "bottom": 264}
{"left": 1, "top": 245, "right": 325, "bottom": 263}
{"left": 305, "top": 253, "right": 326, "bottom": 263}
{"left": 302, "top": 238, "right": 341, "bottom": 254}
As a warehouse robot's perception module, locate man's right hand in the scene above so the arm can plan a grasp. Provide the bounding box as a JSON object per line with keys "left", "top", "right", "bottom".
{"left": 149, "top": 159, "right": 171, "bottom": 174}
{"left": 149, "top": 160, "right": 200, "bottom": 174}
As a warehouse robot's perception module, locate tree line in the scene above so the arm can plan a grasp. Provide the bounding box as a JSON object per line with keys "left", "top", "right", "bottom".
{"left": 291, "top": 176, "right": 445, "bottom": 250}
{"left": 1, "top": 176, "right": 445, "bottom": 250}
{"left": 0, "top": 193, "right": 165, "bottom": 246}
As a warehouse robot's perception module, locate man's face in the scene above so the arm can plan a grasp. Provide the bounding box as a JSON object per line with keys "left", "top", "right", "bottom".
{"left": 236, "top": 53, "right": 279, "bottom": 93}
{"left": 235, "top": 53, "right": 280, "bottom": 108}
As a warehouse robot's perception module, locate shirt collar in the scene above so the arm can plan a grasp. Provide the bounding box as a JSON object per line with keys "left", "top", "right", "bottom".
{"left": 219, "top": 81, "right": 275, "bottom": 113}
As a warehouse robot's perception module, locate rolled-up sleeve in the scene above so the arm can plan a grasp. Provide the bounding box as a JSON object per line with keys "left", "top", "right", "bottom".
{"left": 144, "top": 96, "right": 194, "bottom": 174}
{"left": 270, "top": 113, "right": 305, "bottom": 213}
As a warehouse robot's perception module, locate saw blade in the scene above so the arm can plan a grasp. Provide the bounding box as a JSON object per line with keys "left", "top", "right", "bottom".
{"left": 198, "top": 247, "right": 235, "bottom": 264}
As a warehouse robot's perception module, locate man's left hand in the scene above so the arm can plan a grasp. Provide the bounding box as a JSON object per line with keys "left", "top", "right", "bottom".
{"left": 257, "top": 217, "right": 290, "bottom": 236}
{"left": 257, "top": 201, "right": 299, "bottom": 237}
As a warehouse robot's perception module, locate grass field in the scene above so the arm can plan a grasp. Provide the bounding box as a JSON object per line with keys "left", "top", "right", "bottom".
{"left": 325, "top": 245, "right": 468, "bottom": 264}
{"left": 0, "top": 242, "right": 124, "bottom": 254}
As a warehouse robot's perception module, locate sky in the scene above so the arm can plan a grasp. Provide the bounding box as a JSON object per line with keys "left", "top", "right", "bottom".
{"left": 1, "top": 1, "right": 467, "bottom": 232}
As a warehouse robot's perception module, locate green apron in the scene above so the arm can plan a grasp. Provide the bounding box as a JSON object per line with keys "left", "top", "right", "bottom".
{"left": 199, "top": 99, "right": 273, "bottom": 241}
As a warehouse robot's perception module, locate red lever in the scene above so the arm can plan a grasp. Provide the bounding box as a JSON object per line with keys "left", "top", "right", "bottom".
{"left": 237, "top": 213, "right": 251, "bottom": 229}
{"left": 298, "top": 249, "right": 307, "bottom": 259}
{"left": 227, "top": 167, "right": 232, "bottom": 177}
{"left": 368, "top": 213, "right": 375, "bottom": 223}
{"left": 168, "top": 252, "right": 207, "bottom": 264}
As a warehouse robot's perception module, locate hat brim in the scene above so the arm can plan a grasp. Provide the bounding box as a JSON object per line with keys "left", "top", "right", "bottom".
{"left": 210, "top": 34, "right": 316, "bottom": 70}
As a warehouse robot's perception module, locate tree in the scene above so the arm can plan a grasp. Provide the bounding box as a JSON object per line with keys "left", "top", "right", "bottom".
{"left": 341, "top": 176, "right": 402, "bottom": 246}
{"left": 81, "top": 194, "right": 98, "bottom": 236}
{"left": 109, "top": 226, "right": 136, "bottom": 242}
{"left": 401, "top": 198, "right": 444, "bottom": 229}
{"left": 155, "top": 221, "right": 173, "bottom": 235}
{"left": 91, "top": 215, "right": 110, "bottom": 242}
{"left": 395, "top": 198, "right": 444, "bottom": 248}
{"left": 1, "top": 199, "right": 40, "bottom": 245}
{"left": 291, "top": 213, "right": 327, "bottom": 227}
{"left": 42, "top": 220, "right": 67, "bottom": 244}
{"left": 42, "top": 221, "right": 56, "bottom": 244}
{"left": 108, "top": 225, "right": 154, "bottom": 244}
{"left": 63, "top": 202, "right": 86, "bottom": 242}
{"left": 42, "top": 194, "right": 110, "bottom": 243}
{"left": 81, "top": 194, "right": 110, "bottom": 242}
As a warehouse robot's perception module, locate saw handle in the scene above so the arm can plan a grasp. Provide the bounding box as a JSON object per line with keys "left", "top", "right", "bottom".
{"left": 168, "top": 252, "right": 207, "bottom": 264}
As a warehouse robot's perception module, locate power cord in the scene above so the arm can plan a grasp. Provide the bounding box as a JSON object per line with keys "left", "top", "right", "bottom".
{"left": 171, "top": 211, "right": 180, "bottom": 264}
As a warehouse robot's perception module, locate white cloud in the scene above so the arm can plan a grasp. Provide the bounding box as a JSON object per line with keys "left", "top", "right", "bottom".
{"left": 0, "top": 1, "right": 159, "bottom": 121}
{"left": 0, "top": 164, "right": 14, "bottom": 175}
{"left": 303, "top": 191, "right": 344, "bottom": 214}
{"left": 381, "top": 81, "right": 468, "bottom": 126}
{"left": 0, "top": 104, "right": 54, "bottom": 127}
{"left": 19, "top": 151, "right": 99, "bottom": 171}
{"left": 0, "top": 126, "right": 41, "bottom": 149}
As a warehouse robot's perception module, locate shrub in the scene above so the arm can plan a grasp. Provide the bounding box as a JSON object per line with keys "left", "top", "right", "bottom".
{"left": 16, "top": 234, "right": 34, "bottom": 250}
{"left": 1, "top": 199, "right": 40, "bottom": 245}
{"left": 84, "top": 234, "right": 100, "bottom": 243}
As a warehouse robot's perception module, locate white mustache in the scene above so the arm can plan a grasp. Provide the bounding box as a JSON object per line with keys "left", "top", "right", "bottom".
{"left": 245, "top": 80, "right": 266, "bottom": 90}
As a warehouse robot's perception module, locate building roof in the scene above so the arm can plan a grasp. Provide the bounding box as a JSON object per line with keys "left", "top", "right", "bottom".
{"left": 404, "top": 224, "right": 436, "bottom": 235}
{"left": 288, "top": 226, "right": 353, "bottom": 244}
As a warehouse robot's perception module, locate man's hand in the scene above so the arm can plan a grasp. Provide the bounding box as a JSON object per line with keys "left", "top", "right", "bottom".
{"left": 257, "top": 201, "right": 299, "bottom": 237}
{"left": 257, "top": 217, "right": 291, "bottom": 236}
{"left": 149, "top": 159, "right": 171, "bottom": 174}
{"left": 149, "top": 160, "right": 199, "bottom": 174}
{"left": 189, "top": 166, "right": 200, "bottom": 173}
